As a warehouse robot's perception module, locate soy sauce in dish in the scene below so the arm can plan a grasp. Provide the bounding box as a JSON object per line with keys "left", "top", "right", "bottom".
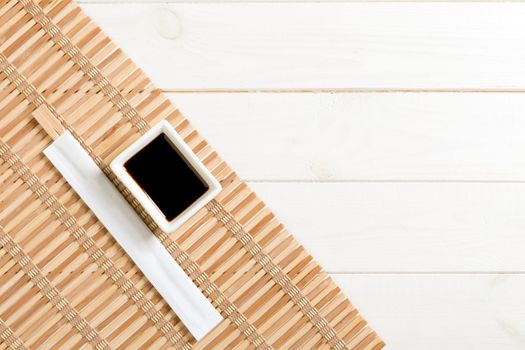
{"left": 124, "top": 133, "right": 209, "bottom": 221}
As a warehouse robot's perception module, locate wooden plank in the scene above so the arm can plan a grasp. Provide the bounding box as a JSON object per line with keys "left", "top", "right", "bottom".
{"left": 79, "top": 1, "right": 508, "bottom": 3}
{"left": 81, "top": 3, "right": 525, "bottom": 90}
{"left": 165, "top": 92, "right": 525, "bottom": 181}
{"left": 250, "top": 182, "right": 525, "bottom": 272}
{"left": 334, "top": 274, "right": 525, "bottom": 350}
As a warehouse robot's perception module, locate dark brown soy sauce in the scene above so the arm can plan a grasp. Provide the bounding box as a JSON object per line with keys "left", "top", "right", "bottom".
{"left": 124, "top": 133, "right": 209, "bottom": 221}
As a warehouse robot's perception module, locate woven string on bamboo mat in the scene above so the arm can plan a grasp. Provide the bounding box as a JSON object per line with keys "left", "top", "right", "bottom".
{"left": 0, "top": 0, "right": 384, "bottom": 349}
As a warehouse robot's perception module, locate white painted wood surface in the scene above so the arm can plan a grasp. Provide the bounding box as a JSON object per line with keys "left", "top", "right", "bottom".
{"left": 83, "top": 3, "right": 525, "bottom": 90}
{"left": 334, "top": 274, "right": 525, "bottom": 350}
{"left": 81, "top": 3, "right": 525, "bottom": 349}
{"left": 249, "top": 182, "right": 525, "bottom": 272}
{"left": 168, "top": 93, "right": 525, "bottom": 181}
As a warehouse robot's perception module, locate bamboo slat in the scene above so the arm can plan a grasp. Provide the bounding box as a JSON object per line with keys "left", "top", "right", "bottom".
{"left": 0, "top": 0, "right": 383, "bottom": 349}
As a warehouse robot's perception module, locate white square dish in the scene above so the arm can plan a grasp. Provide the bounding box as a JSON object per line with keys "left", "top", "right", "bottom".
{"left": 110, "top": 120, "right": 221, "bottom": 233}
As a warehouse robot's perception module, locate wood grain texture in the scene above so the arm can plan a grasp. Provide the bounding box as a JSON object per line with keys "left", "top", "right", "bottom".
{"left": 251, "top": 182, "right": 525, "bottom": 272}
{"left": 81, "top": 3, "right": 525, "bottom": 90}
{"left": 334, "top": 274, "right": 525, "bottom": 350}
{"left": 167, "top": 92, "right": 525, "bottom": 181}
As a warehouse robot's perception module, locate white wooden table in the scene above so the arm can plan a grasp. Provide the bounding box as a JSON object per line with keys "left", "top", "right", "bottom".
{"left": 81, "top": 2, "right": 525, "bottom": 349}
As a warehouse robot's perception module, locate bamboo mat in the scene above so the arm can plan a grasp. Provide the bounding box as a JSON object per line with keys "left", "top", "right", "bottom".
{"left": 0, "top": 0, "right": 384, "bottom": 349}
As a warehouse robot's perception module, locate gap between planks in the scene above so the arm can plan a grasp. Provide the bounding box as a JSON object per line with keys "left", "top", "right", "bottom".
{"left": 161, "top": 89, "right": 525, "bottom": 94}
{"left": 329, "top": 271, "right": 525, "bottom": 275}
{"left": 242, "top": 170, "right": 525, "bottom": 186}
{"left": 245, "top": 179, "right": 525, "bottom": 184}
{"left": 77, "top": 1, "right": 525, "bottom": 3}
